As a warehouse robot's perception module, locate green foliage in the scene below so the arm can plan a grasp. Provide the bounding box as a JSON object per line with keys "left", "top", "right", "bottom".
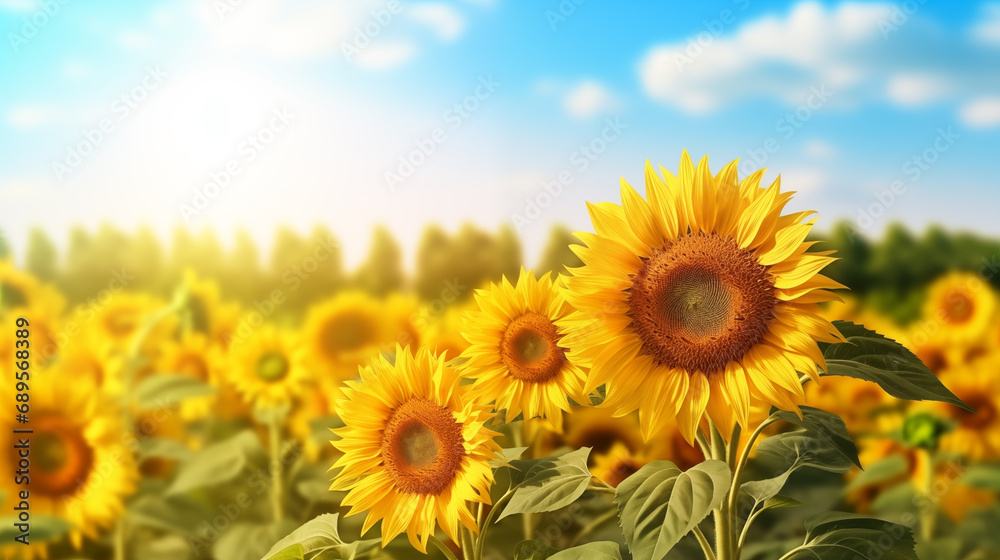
{"left": 536, "top": 224, "right": 583, "bottom": 275}
{"left": 25, "top": 227, "right": 58, "bottom": 281}
{"left": 768, "top": 407, "right": 861, "bottom": 469}
{"left": 615, "top": 460, "right": 731, "bottom": 560}
{"left": 167, "top": 430, "right": 263, "bottom": 495}
{"left": 548, "top": 541, "right": 624, "bottom": 559}
{"left": 260, "top": 513, "right": 379, "bottom": 560}
{"left": 781, "top": 512, "right": 918, "bottom": 559}
{"left": 498, "top": 447, "right": 593, "bottom": 520}
{"left": 820, "top": 321, "right": 971, "bottom": 411}
{"left": 513, "top": 540, "right": 559, "bottom": 559}
{"left": 744, "top": 432, "right": 856, "bottom": 506}
{"left": 353, "top": 225, "right": 404, "bottom": 296}
{"left": 131, "top": 374, "right": 217, "bottom": 411}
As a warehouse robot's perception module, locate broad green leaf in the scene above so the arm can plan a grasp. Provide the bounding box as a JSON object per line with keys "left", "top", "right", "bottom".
{"left": 132, "top": 373, "right": 216, "bottom": 410}
{"left": 819, "top": 321, "right": 971, "bottom": 411}
{"left": 513, "top": 540, "right": 559, "bottom": 560}
{"left": 499, "top": 447, "right": 592, "bottom": 520}
{"left": 780, "top": 512, "right": 918, "bottom": 560}
{"left": 268, "top": 544, "right": 305, "bottom": 560}
{"left": 616, "top": 459, "right": 731, "bottom": 560}
{"left": 261, "top": 513, "right": 380, "bottom": 560}
{"left": 742, "top": 431, "right": 854, "bottom": 504}
{"left": 769, "top": 406, "right": 861, "bottom": 469}
{"left": 846, "top": 455, "right": 908, "bottom": 492}
{"left": 762, "top": 495, "right": 804, "bottom": 511}
{"left": 167, "top": 430, "right": 260, "bottom": 495}
{"left": 549, "top": 541, "right": 623, "bottom": 559}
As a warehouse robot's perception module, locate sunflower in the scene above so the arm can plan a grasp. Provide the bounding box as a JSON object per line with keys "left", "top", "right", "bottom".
{"left": 91, "top": 292, "right": 176, "bottom": 351}
{"left": 592, "top": 442, "right": 657, "bottom": 488}
{"left": 0, "top": 260, "right": 65, "bottom": 314}
{"left": 330, "top": 345, "right": 500, "bottom": 552}
{"left": 58, "top": 333, "right": 123, "bottom": 392}
{"left": 0, "top": 376, "right": 136, "bottom": 556}
{"left": 805, "top": 376, "right": 895, "bottom": 435}
{"left": 915, "top": 357, "right": 1000, "bottom": 461}
{"left": 229, "top": 324, "right": 311, "bottom": 409}
{"left": 560, "top": 152, "right": 844, "bottom": 442}
{"left": 302, "top": 291, "right": 390, "bottom": 379}
{"left": 423, "top": 303, "right": 472, "bottom": 361}
{"left": 461, "top": 269, "right": 586, "bottom": 428}
{"left": 155, "top": 332, "right": 225, "bottom": 421}
{"left": 922, "top": 271, "right": 997, "bottom": 344}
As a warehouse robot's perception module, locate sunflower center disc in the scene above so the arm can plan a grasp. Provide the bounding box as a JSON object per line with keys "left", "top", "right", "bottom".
{"left": 29, "top": 416, "right": 94, "bottom": 497}
{"left": 178, "top": 355, "right": 210, "bottom": 380}
{"left": 628, "top": 232, "right": 776, "bottom": 374}
{"left": 256, "top": 352, "right": 289, "bottom": 381}
{"left": 943, "top": 291, "right": 974, "bottom": 324}
{"left": 500, "top": 312, "right": 566, "bottom": 383}
{"left": 958, "top": 394, "right": 995, "bottom": 430}
{"left": 382, "top": 398, "right": 465, "bottom": 495}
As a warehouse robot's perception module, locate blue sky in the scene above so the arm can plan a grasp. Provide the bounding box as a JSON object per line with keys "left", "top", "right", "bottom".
{"left": 1, "top": 0, "right": 999, "bottom": 267}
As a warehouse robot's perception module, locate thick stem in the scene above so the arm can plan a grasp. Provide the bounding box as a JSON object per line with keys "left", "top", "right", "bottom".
{"left": 708, "top": 421, "right": 734, "bottom": 560}
{"left": 269, "top": 415, "right": 284, "bottom": 523}
{"left": 114, "top": 517, "right": 127, "bottom": 560}
{"left": 918, "top": 448, "right": 937, "bottom": 542}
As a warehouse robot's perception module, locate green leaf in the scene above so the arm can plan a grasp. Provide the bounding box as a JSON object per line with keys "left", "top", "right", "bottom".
{"left": 261, "top": 513, "right": 380, "bottom": 560}
{"left": 769, "top": 406, "right": 861, "bottom": 469}
{"left": 962, "top": 464, "right": 1000, "bottom": 491}
{"left": 549, "top": 541, "right": 623, "bottom": 559}
{"left": 136, "top": 437, "right": 193, "bottom": 462}
{"left": 781, "top": 512, "right": 918, "bottom": 560}
{"left": 513, "top": 540, "right": 559, "bottom": 560}
{"left": 498, "top": 447, "right": 593, "bottom": 520}
{"left": 914, "top": 539, "right": 962, "bottom": 560}
{"left": 761, "top": 495, "right": 804, "bottom": 511}
{"left": 132, "top": 373, "right": 216, "bottom": 410}
{"left": 489, "top": 446, "right": 528, "bottom": 469}
{"left": 820, "top": 321, "right": 971, "bottom": 411}
{"left": 268, "top": 544, "right": 305, "bottom": 560}
{"left": 616, "top": 459, "right": 731, "bottom": 560}
{"left": 742, "top": 431, "right": 855, "bottom": 504}
{"left": 167, "top": 430, "right": 260, "bottom": 495}
{"left": 216, "top": 521, "right": 299, "bottom": 560}
{"left": 846, "top": 455, "right": 908, "bottom": 493}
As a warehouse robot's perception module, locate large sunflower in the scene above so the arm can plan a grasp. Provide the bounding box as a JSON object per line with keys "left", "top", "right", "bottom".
{"left": 561, "top": 152, "right": 844, "bottom": 442}
{"left": 0, "top": 376, "right": 137, "bottom": 556}
{"left": 229, "top": 324, "right": 311, "bottom": 409}
{"left": 461, "top": 269, "right": 586, "bottom": 428}
{"left": 922, "top": 271, "right": 997, "bottom": 344}
{"left": 303, "top": 291, "right": 390, "bottom": 379}
{"left": 330, "top": 345, "right": 499, "bottom": 552}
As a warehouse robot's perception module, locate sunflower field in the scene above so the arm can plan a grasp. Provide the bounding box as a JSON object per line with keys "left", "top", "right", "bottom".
{"left": 4, "top": 154, "right": 1000, "bottom": 560}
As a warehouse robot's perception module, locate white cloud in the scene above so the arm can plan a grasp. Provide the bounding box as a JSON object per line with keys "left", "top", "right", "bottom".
{"left": 971, "top": 2, "right": 1000, "bottom": 46}
{"left": 563, "top": 80, "right": 615, "bottom": 119}
{"left": 355, "top": 42, "right": 418, "bottom": 69}
{"left": 802, "top": 139, "right": 836, "bottom": 159}
{"left": 410, "top": 3, "right": 465, "bottom": 41}
{"left": 777, "top": 167, "right": 827, "bottom": 193}
{"left": 6, "top": 105, "right": 54, "bottom": 128}
{"left": 639, "top": 1, "right": 997, "bottom": 115}
{"left": 960, "top": 96, "right": 1000, "bottom": 128}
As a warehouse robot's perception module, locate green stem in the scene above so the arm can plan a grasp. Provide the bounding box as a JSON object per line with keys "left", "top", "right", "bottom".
{"left": 918, "top": 448, "right": 937, "bottom": 541}
{"left": 460, "top": 525, "right": 476, "bottom": 560}
{"left": 430, "top": 534, "right": 461, "bottom": 560}
{"left": 475, "top": 491, "right": 513, "bottom": 560}
{"left": 269, "top": 414, "right": 284, "bottom": 523}
{"left": 114, "top": 517, "right": 127, "bottom": 560}
{"left": 708, "top": 421, "right": 734, "bottom": 560}
{"left": 736, "top": 502, "right": 763, "bottom": 556}
{"left": 727, "top": 417, "right": 777, "bottom": 559}
{"left": 692, "top": 526, "right": 718, "bottom": 560}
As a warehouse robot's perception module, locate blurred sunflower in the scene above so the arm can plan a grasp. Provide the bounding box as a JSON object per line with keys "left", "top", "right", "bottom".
{"left": 423, "top": 302, "right": 472, "bottom": 360}
{"left": 58, "top": 334, "right": 123, "bottom": 392}
{"left": 591, "top": 442, "right": 658, "bottom": 488}
{"left": 922, "top": 271, "right": 997, "bottom": 344}
{"left": 386, "top": 292, "right": 423, "bottom": 349}
{"left": 330, "top": 346, "right": 499, "bottom": 552}
{"left": 303, "top": 291, "right": 389, "bottom": 379}
{"left": 156, "top": 332, "right": 225, "bottom": 420}
{"left": 182, "top": 270, "right": 243, "bottom": 345}
{"left": 805, "top": 376, "right": 895, "bottom": 435}
{"left": 916, "top": 359, "right": 1000, "bottom": 461}
{"left": 560, "top": 406, "right": 645, "bottom": 459}
{"left": 289, "top": 376, "right": 343, "bottom": 461}
{"left": 0, "top": 379, "right": 136, "bottom": 555}
{"left": 9, "top": 305, "right": 64, "bottom": 369}
{"left": 561, "top": 152, "right": 844, "bottom": 442}
{"left": 461, "top": 270, "right": 586, "bottom": 428}
{"left": 230, "top": 325, "right": 310, "bottom": 409}
{"left": 0, "top": 260, "right": 65, "bottom": 313}
{"left": 93, "top": 292, "right": 176, "bottom": 350}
